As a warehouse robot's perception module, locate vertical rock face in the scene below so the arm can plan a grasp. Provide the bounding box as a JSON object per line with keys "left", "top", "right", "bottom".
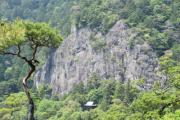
{"left": 34, "top": 20, "right": 162, "bottom": 95}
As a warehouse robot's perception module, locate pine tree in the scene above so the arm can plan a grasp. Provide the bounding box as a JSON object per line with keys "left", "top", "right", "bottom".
{"left": 124, "top": 79, "right": 130, "bottom": 103}
{"left": 0, "top": 18, "right": 63, "bottom": 120}
{"left": 114, "top": 80, "right": 125, "bottom": 100}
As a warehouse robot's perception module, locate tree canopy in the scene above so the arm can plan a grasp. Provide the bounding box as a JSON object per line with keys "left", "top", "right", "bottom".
{"left": 0, "top": 18, "right": 63, "bottom": 120}
{"left": 0, "top": 18, "right": 62, "bottom": 52}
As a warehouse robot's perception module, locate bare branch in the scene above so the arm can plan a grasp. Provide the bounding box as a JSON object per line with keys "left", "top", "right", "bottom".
{"left": 0, "top": 46, "right": 28, "bottom": 62}
{"left": 17, "top": 45, "right": 28, "bottom": 62}
{"left": 0, "top": 51, "right": 17, "bottom": 56}
{"left": 32, "top": 39, "right": 37, "bottom": 44}
{"left": 29, "top": 45, "right": 38, "bottom": 61}
{"left": 30, "top": 43, "right": 35, "bottom": 50}
{"left": 17, "top": 45, "right": 21, "bottom": 55}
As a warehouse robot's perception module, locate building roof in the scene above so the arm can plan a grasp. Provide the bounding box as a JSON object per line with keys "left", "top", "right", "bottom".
{"left": 84, "top": 101, "right": 97, "bottom": 106}
{"left": 73, "top": 6, "right": 81, "bottom": 10}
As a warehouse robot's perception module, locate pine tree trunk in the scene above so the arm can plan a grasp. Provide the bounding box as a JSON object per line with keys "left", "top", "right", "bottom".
{"left": 23, "top": 83, "right": 35, "bottom": 120}
{"left": 22, "top": 62, "right": 35, "bottom": 120}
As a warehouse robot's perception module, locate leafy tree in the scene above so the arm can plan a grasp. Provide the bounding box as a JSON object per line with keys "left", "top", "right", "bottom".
{"left": 0, "top": 1, "right": 10, "bottom": 15}
{"left": 31, "top": 84, "right": 37, "bottom": 93}
{"left": 36, "top": 3, "right": 46, "bottom": 22}
{"left": 88, "top": 88, "right": 103, "bottom": 104}
{"left": 129, "top": 53, "right": 180, "bottom": 118}
{"left": 8, "top": 79, "right": 18, "bottom": 93}
{"left": 129, "top": 11, "right": 139, "bottom": 25}
{"left": 57, "top": 101, "right": 81, "bottom": 119}
{"left": 12, "top": 6, "right": 22, "bottom": 19}
{"left": 0, "top": 81, "right": 11, "bottom": 98}
{"left": 0, "top": 92, "right": 27, "bottom": 119}
{"left": 106, "top": 100, "right": 128, "bottom": 120}
{"left": 21, "top": 0, "right": 33, "bottom": 10}
{"left": 13, "top": 66, "right": 21, "bottom": 80}
{"left": 125, "top": 0, "right": 136, "bottom": 15}
{"left": 162, "top": 110, "right": 180, "bottom": 120}
{"left": 144, "top": 17, "right": 153, "bottom": 28}
{"left": 124, "top": 79, "right": 131, "bottom": 103}
{"left": 51, "top": 95, "right": 59, "bottom": 101}
{"left": 73, "top": 80, "right": 85, "bottom": 94}
{"left": 23, "top": 9, "right": 33, "bottom": 19}
{"left": 19, "top": 63, "right": 30, "bottom": 79}
{"left": 171, "top": 42, "right": 180, "bottom": 61}
{"left": 4, "top": 67, "right": 13, "bottom": 81}
{"left": 114, "top": 80, "right": 125, "bottom": 100}
{"left": 86, "top": 72, "right": 101, "bottom": 92}
{"left": 100, "top": 78, "right": 116, "bottom": 111}
{"left": 0, "top": 18, "right": 63, "bottom": 120}
{"left": 36, "top": 99, "right": 54, "bottom": 119}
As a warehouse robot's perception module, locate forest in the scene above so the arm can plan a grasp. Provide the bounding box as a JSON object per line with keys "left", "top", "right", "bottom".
{"left": 0, "top": 0, "right": 180, "bottom": 119}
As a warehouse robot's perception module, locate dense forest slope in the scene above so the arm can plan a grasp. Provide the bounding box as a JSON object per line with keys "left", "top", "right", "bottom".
{"left": 0, "top": 0, "right": 180, "bottom": 119}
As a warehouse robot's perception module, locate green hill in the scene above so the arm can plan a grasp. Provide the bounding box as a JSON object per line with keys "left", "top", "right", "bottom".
{"left": 0, "top": 0, "right": 180, "bottom": 119}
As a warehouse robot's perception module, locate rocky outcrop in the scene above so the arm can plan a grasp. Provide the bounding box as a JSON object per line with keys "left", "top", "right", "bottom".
{"left": 34, "top": 20, "right": 162, "bottom": 95}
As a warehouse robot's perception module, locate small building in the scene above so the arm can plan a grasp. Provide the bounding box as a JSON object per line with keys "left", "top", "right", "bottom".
{"left": 73, "top": 6, "right": 81, "bottom": 12}
{"left": 84, "top": 101, "right": 97, "bottom": 111}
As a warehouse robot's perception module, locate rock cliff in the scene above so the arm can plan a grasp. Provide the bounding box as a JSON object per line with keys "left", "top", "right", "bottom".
{"left": 34, "top": 20, "right": 162, "bottom": 95}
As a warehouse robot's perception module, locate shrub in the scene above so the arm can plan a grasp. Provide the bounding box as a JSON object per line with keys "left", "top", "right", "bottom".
{"left": 136, "top": 60, "right": 140, "bottom": 65}
{"left": 91, "top": 38, "right": 107, "bottom": 52}
{"left": 110, "top": 56, "right": 116, "bottom": 63}
{"left": 129, "top": 39, "right": 135, "bottom": 49}
{"left": 118, "top": 70, "right": 124, "bottom": 76}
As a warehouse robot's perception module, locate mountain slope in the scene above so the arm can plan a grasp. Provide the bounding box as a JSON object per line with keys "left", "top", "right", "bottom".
{"left": 34, "top": 20, "right": 162, "bottom": 94}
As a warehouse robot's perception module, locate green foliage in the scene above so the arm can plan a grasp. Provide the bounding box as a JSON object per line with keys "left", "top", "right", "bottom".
{"left": 4, "top": 67, "right": 13, "bottom": 81}
{"left": 0, "top": 92, "right": 27, "bottom": 119}
{"left": 161, "top": 110, "right": 180, "bottom": 120}
{"left": 124, "top": 79, "right": 131, "bottom": 103}
{"left": 91, "top": 38, "right": 107, "bottom": 52}
{"left": 72, "top": 80, "right": 85, "bottom": 94}
{"left": 88, "top": 88, "right": 103, "bottom": 104}
{"left": 136, "top": 77, "right": 145, "bottom": 84}
{"left": 171, "top": 42, "right": 180, "bottom": 61}
{"left": 51, "top": 95, "right": 59, "bottom": 101}
{"left": 0, "top": 0, "right": 180, "bottom": 119}
{"left": 136, "top": 60, "right": 140, "bottom": 65}
{"left": 0, "top": 18, "right": 63, "bottom": 51}
{"left": 1, "top": 59, "right": 180, "bottom": 120}
{"left": 19, "top": 21, "right": 63, "bottom": 47}
{"left": 110, "top": 56, "right": 116, "bottom": 63}
{"left": 100, "top": 78, "right": 116, "bottom": 111}
{"left": 89, "top": 32, "right": 107, "bottom": 52}
{"left": 86, "top": 72, "right": 101, "bottom": 92}
{"left": 12, "top": 66, "right": 21, "bottom": 80}
{"left": 38, "top": 84, "right": 45, "bottom": 101}
{"left": 118, "top": 70, "right": 124, "bottom": 76}
{"left": 114, "top": 80, "right": 125, "bottom": 100}
{"left": 129, "top": 39, "right": 135, "bottom": 49}
{"left": 0, "top": 18, "right": 63, "bottom": 104}
{"left": 0, "top": 0, "right": 179, "bottom": 99}
{"left": 0, "top": 78, "right": 19, "bottom": 98}
{"left": 36, "top": 99, "right": 54, "bottom": 119}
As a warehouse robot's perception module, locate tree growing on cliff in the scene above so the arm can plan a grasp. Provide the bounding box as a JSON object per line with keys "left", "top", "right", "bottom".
{"left": 0, "top": 18, "right": 63, "bottom": 120}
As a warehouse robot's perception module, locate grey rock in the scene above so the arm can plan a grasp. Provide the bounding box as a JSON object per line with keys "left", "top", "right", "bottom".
{"left": 34, "top": 20, "right": 162, "bottom": 95}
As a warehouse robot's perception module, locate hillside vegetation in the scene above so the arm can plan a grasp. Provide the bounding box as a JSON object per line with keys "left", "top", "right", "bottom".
{"left": 0, "top": 0, "right": 180, "bottom": 119}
